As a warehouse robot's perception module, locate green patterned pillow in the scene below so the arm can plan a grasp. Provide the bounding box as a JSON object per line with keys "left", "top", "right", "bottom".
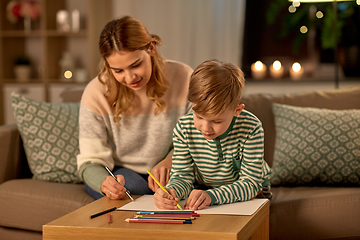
{"left": 271, "top": 103, "right": 360, "bottom": 186}
{"left": 11, "top": 92, "right": 82, "bottom": 183}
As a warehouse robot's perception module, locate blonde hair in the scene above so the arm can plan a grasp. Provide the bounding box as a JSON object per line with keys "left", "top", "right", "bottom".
{"left": 98, "top": 16, "right": 168, "bottom": 124}
{"left": 188, "top": 59, "right": 245, "bottom": 117}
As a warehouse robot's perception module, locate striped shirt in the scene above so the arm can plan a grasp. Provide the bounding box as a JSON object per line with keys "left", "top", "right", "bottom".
{"left": 165, "top": 110, "right": 271, "bottom": 205}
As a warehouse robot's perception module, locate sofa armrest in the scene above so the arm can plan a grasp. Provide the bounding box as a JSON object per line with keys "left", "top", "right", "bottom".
{"left": 0, "top": 124, "right": 31, "bottom": 184}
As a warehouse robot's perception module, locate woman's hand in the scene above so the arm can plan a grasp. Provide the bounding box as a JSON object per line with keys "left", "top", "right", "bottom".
{"left": 153, "top": 187, "right": 180, "bottom": 209}
{"left": 184, "top": 189, "right": 211, "bottom": 210}
{"left": 148, "top": 156, "right": 172, "bottom": 192}
{"left": 101, "top": 175, "right": 128, "bottom": 200}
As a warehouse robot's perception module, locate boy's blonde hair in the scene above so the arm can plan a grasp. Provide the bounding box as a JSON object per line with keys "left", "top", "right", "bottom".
{"left": 188, "top": 59, "right": 245, "bottom": 117}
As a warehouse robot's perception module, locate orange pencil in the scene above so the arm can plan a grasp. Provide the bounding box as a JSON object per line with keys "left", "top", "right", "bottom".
{"left": 107, "top": 213, "right": 111, "bottom": 224}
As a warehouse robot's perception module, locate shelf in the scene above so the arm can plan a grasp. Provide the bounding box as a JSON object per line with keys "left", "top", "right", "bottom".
{"left": 44, "top": 30, "right": 88, "bottom": 37}
{"left": 3, "top": 79, "right": 43, "bottom": 84}
{"left": 243, "top": 78, "right": 360, "bottom": 96}
{"left": 1, "top": 30, "right": 42, "bottom": 37}
{"left": 0, "top": 0, "right": 112, "bottom": 124}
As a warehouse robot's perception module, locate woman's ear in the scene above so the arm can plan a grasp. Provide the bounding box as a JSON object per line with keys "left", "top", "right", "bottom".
{"left": 234, "top": 104, "right": 245, "bottom": 116}
{"left": 147, "top": 42, "right": 155, "bottom": 56}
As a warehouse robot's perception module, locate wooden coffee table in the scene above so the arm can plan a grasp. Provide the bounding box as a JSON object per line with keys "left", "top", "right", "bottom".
{"left": 43, "top": 196, "right": 269, "bottom": 240}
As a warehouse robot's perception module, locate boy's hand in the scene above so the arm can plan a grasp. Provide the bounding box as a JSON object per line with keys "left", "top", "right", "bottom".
{"left": 153, "top": 188, "right": 180, "bottom": 209}
{"left": 184, "top": 189, "right": 211, "bottom": 210}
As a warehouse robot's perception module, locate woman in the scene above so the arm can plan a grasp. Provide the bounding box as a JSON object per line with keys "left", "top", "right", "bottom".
{"left": 77, "top": 16, "right": 192, "bottom": 200}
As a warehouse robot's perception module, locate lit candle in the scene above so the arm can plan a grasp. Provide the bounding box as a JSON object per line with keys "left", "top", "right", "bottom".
{"left": 270, "top": 60, "right": 284, "bottom": 79}
{"left": 251, "top": 61, "right": 267, "bottom": 79}
{"left": 289, "top": 62, "right": 304, "bottom": 80}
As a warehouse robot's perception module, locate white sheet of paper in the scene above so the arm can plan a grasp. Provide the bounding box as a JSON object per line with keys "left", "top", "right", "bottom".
{"left": 117, "top": 194, "right": 268, "bottom": 215}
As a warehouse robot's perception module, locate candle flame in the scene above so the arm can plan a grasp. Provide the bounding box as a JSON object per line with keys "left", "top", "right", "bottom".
{"left": 292, "top": 62, "right": 301, "bottom": 72}
{"left": 273, "top": 60, "right": 282, "bottom": 70}
{"left": 254, "top": 61, "right": 264, "bottom": 71}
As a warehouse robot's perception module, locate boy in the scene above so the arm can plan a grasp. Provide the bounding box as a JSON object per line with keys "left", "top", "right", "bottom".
{"left": 153, "top": 59, "right": 271, "bottom": 210}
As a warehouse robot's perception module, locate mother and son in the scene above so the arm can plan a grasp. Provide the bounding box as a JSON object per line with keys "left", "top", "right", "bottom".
{"left": 76, "top": 16, "right": 271, "bottom": 211}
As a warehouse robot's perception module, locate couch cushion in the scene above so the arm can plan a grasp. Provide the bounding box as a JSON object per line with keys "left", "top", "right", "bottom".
{"left": 270, "top": 187, "right": 360, "bottom": 240}
{"left": 0, "top": 179, "right": 94, "bottom": 232}
{"left": 271, "top": 103, "right": 360, "bottom": 186}
{"left": 241, "top": 86, "right": 360, "bottom": 167}
{"left": 0, "top": 227, "right": 41, "bottom": 240}
{"left": 11, "top": 93, "right": 82, "bottom": 183}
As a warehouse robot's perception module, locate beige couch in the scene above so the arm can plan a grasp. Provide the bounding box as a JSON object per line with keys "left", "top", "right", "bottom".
{"left": 0, "top": 86, "right": 360, "bottom": 240}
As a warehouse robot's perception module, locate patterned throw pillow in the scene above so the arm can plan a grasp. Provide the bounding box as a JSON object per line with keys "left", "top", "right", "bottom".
{"left": 271, "top": 103, "right": 360, "bottom": 186}
{"left": 11, "top": 92, "right": 82, "bottom": 183}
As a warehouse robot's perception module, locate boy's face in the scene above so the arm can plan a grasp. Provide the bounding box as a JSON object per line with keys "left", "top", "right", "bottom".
{"left": 193, "top": 104, "right": 245, "bottom": 140}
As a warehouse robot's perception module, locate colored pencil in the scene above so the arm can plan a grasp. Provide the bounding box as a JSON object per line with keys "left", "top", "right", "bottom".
{"left": 89, "top": 206, "right": 117, "bottom": 219}
{"left": 134, "top": 215, "right": 195, "bottom": 220}
{"left": 107, "top": 213, "right": 111, "bottom": 224}
{"left": 135, "top": 214, "right": 199, "bottom": 218}
{"left": 125, "top": 218, "right": 192, "bottom": 224}
{"left": 137, "top": 211, "right": 195, "bottom": 214}
{"left": 105, "top": 166, "right": 134, "bottom": 201}
{"left": 146, "top": 170, "right": 183, "bottom": 211}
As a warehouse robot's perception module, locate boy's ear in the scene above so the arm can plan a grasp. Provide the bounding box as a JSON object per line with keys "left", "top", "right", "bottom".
{"left": 234, "top": 104, "right": 245, "bottom": 116}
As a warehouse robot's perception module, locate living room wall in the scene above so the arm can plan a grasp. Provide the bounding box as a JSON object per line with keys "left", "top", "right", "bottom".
{"left": 110, "top": 0, "right": 246, "bottom": 69}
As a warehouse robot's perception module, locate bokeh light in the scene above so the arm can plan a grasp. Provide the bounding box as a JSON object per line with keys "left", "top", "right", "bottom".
{"left": 292, "top": 0, "right": 300, "bottom": 7}
{"left": 64, "top": 70, "right": 73, "bottom": 79}
{"left": 254, "top": 61, "right": 264, "bottom": 71}
{"left": 292, "top": 62, "right": 302, "bottom": 72}
{"left": 316, "top": 11, "right": 324, "bottom": 19}
{"left": 300, "top": 26, "right": 308, "bottom": 34}
{"left": 273, "top": 60, "right": 282, "bottom": 70}
{"left": 289, "top": 5, "right": 296, "bottom": 13}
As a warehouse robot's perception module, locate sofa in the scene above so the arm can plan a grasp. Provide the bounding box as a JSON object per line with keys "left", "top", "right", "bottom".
{"left": 0, "top": 86, "right": 360, "bottom": 240}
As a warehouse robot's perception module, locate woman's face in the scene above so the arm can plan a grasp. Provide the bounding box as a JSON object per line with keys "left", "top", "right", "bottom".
{"left": 106, "top": 49, "right": 153, "bottom": 92}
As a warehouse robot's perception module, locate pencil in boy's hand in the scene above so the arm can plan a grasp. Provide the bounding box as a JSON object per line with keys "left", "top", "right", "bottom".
{"left": 146, "top": 170, "right": 183, "bottom": 211}
{"left": 105, "top": 166, "right": 134, "bottom": 201}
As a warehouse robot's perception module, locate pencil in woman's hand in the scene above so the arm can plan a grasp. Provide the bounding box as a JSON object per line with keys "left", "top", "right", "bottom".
{"left": 105, "top": 166, "right": 134, "bottom": 201}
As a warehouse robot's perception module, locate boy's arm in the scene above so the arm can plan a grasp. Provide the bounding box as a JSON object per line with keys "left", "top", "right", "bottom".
{"left": 165, "top": 122, "right": 195, "bottom": 200}
{"left": 206, "top": 124, "right": 269, "bottom": 205}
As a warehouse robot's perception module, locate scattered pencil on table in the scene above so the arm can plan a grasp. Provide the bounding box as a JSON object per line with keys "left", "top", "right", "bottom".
{"left": 134, "top": 215, "right": 195, "bottom": 220}
{"left": 135, "top": 214, "right": 199, "bottom": 218}
{"left": 126, "top": 210, "right": 199, "bottom": 224}
{"left": 89, "top": 206, "right": 117, "bottom": 219}
{"left": 107, "top": 213, "right": 111, "bottom": 224}
{"left": 105, "top": 166, "right": 134, "bottom": 201}
{"left": 146, "top": 170, "right": 182, "bottom": 211}
{"left": 125, "top": 218, "right": 192, "bottom": 224}
{"left": 137, "top": 211, "right": 195, "bottom": 214}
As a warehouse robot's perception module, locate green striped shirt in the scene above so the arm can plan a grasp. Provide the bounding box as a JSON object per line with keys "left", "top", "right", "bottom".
{"left": 166, "top": 110, "right": 271, "bottom": 205}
